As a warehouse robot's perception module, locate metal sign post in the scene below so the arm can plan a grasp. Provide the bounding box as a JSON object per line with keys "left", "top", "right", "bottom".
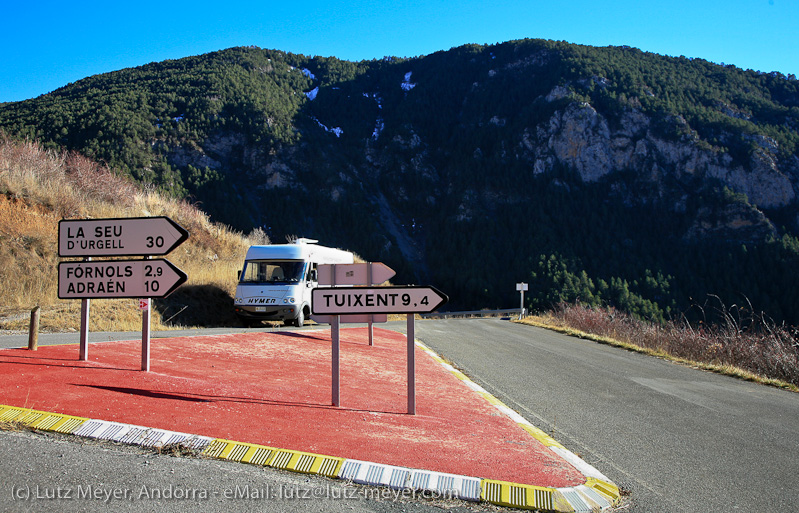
{"left": 407, "top": 313, "right": 416, "bottom": 414}
{"left": 79, "top": 257, "right": 91, "bottom": 361}
{"left": 141, "top": 298, "right": 151, "bottom": 372}
{"left": 332, "top": 315, "right": 340, "bottom": 407}
{"left": 329, "top": 266, "right": 341, "bottom": 406}
{"left": 141, "top": 256, "right": 152, "bottom": 372}
{"left": 367, "top": 263, "right": 374, "bottom": 346}
{"left": 516, "top": 282, "right": 529, "bottom": 320}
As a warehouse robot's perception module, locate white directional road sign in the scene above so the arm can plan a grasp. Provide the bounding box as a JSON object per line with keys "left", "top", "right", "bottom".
{"left": 58, "top": 259, "right": 187, "bottom": 299}
{"left": 312, "top": 286, "right": 448, "bottom": 315}
{"left": 59, "top": 216, "right": 189, "bottom": 257}
{"left": 317, "top": 262, "right": 395, "bottom": 286}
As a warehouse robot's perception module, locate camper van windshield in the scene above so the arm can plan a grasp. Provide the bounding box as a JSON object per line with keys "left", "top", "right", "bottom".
{"left": 240, "top": 260, "right": 306, "bottom": 284}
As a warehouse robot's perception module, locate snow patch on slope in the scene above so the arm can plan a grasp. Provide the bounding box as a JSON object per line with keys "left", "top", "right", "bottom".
{"left": 401, "top": 72, "right": 416, "bottom": 91}
{"left": 312, "top": 117, "right": 342, "bottom": 137}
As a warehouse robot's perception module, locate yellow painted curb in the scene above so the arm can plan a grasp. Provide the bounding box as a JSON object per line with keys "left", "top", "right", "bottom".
{"left": 0, "top": 404, "right": 87, "bottom": 434}
{"left": 203, "top": 438, "right": 344, "bottom": 477}
{"left": 481, "top": 479, "right": 573, "bottom": 511}
{"left": 518, "top": 424, "right": 567, "bottom": 450}
{"left": 585, "top": 477, "right": 621, "bottom": 502}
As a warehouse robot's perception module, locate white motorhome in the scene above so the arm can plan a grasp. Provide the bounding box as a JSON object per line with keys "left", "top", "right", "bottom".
{"left": 234, "top": 238, "right": 354, "bottom": 327}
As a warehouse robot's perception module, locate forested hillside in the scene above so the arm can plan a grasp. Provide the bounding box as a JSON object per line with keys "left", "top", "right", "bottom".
{"left": 2, "top": 40, "right": 798, "bottom": 323}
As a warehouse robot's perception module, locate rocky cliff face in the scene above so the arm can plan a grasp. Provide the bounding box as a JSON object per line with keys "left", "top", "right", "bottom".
{"left": 502, "top": 87, "right": 798, "bottom": 242}
{"left": 160, "top": 78, "right": 797, "bottom": 249}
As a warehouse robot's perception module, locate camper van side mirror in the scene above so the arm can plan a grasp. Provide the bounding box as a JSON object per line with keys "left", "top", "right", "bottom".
{"left": 310, "top": 269, "right": 318, "bottom": 282}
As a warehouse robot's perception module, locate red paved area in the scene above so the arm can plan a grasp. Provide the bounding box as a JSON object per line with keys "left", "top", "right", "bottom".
{"left": 0, "top": 328, "right": 583, "bottom": 488}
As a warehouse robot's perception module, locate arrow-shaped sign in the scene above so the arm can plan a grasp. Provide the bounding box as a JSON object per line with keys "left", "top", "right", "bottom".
{"left": 312, "top": 286, "right": 448, "bottom": 315}
{"left": 58, "top": 259, "right": 187, "bottom": 299}
{"left": 58, "top": 216, "right": 189, "bottom": 257}
{"left": 317, "top": 262, "right": 396, "bottom": 286}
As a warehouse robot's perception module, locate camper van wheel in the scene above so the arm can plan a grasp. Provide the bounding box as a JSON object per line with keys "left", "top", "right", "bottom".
{"left": 294, "top": 310, "right": 305, "bottom": 327}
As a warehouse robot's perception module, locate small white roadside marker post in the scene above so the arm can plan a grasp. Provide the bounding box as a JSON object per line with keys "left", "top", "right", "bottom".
{"left": 516, "top": 282, "right": 528, "bottom": 320}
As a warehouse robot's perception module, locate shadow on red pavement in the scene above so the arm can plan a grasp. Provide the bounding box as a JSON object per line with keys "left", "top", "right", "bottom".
{"left": 0, "top": 327, "right": 584, "bottom": 488}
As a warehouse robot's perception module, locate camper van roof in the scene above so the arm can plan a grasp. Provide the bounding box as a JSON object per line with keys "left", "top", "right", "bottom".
{"left": 243, "top": 243, "right": 353, "bottom": 264}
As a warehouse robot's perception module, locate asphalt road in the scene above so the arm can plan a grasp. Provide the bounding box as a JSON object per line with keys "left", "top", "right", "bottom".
{"left": 414, "top": 318, "right": 799, "bottom": 513}
{"left": 0, "top": 429, "right": 494, "bottom": 513}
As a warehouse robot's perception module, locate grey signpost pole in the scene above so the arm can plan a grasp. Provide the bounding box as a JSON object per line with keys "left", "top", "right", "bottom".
{"left": 407, "top": 313, "right": 415, "bottom": 415}
{"left": 330, "top": 265, "right": 340, "bottom": 407}
{"left": 367, "top": 263, "right": 374, "bottom": 346}
{"left": 142, "top": 301, "right": 151, "bottom": 371}
{"left": 332, "top": 315, "right": 340, "bottom": 407}
{"left": 142, "top": 257, "right": 151, "bottom": 372}
{"left": 79, "top": 257, "right": 91, "bottom": 361}
{"left": 79, "top": 298, "right": 90, "bottom": 360}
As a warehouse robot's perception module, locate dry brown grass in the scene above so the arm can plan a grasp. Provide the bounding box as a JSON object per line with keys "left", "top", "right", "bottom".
{"left": 520, "top": 302, "right": 799, "bottom": 392}
{"left": 0, "top": 135, "right": 252, "bottom": 332}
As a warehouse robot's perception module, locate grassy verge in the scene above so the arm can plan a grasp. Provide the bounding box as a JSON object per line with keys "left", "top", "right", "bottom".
{"left": 0, "top": 135, "right": 250, "bottom": 332}
{"left": 518, "top": 304, "right": 799, "bottom": 393}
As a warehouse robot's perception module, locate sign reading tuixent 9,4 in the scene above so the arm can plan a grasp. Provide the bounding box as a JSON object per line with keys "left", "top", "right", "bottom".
{"left": 59, "top": 217, "right": 189, "bottom": 257}
{"left": 312, "top": 286, "right": 448, "bottom": 315}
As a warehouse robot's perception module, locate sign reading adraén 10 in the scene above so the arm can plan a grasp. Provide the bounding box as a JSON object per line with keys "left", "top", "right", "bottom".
{"left": 59, "top": 217, "right": 189, "bottom": 257}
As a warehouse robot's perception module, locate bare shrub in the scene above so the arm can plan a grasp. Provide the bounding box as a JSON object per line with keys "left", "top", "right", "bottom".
{"left": 247, "top": 227, "right": 270, "bottom": 245}
{"left": 547, "top": 301, "right": 799, "bottom": 387}
{"left": 64, "top": 152, "right": 138, "bottom": 209}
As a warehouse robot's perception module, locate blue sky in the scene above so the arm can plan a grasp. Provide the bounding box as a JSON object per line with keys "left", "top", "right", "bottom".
{"left": 2, "top": 0, "right": 796, "bottom": 103}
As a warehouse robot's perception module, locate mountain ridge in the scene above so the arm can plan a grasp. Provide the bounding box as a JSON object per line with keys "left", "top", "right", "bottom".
{"left": 2, "top": 39, "right": 798, "bottom": 322}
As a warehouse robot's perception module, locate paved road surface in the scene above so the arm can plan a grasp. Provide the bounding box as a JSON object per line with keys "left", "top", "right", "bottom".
{"left": 415, "top": 318, "right": 799, "bottom": 512}
{"left": 0, "top": 429, "right": 496, "bottom": 513}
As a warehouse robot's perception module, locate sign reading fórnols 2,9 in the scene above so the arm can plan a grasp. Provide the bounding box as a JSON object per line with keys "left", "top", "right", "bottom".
{"left": 59, "top": 216, "right": 189, "bottom": 257}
